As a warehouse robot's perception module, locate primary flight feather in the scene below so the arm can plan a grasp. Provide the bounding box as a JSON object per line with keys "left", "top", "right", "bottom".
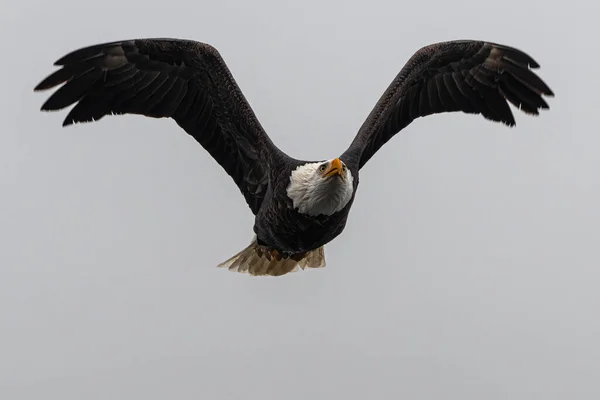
{"left": 35, "top": 38, "right": 554, "bottom": 276}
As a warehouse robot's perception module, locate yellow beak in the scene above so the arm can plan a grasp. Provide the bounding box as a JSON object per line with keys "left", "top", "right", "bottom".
{"left": 322, "top": 158, "right": 345, "bottom": 179}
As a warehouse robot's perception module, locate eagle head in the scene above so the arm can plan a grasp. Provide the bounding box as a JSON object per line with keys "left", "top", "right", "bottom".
{"left": 286, "top": 158, "right": 354, "bottom": 217}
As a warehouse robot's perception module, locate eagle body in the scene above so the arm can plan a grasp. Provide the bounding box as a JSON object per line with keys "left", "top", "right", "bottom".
{"left": 34, "top": 37, "right": 553, "bottom": 276}
{"left": 254, "top": 156, "right": 358, "bottom": 254}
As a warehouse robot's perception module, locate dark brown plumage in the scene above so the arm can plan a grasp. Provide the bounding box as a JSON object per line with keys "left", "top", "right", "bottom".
{"left": 35, "top": 39, "right": 274, "bottom": 215}
{"left": 342, "top": 40, "right": 554, "bottom": 168}
{"left": 35, "top": 38, "right": 553, "bottom": 276}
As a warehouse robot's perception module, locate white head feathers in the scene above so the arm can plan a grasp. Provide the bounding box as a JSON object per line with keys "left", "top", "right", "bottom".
{"left": 286, "top": 158, "right": 354, "bottom": 217}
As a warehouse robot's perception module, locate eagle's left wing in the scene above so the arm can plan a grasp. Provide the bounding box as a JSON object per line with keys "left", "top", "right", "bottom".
{"left": 342, "top": 40, "right": 554, "bottom": 169}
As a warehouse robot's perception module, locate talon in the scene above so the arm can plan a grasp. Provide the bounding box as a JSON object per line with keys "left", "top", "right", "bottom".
{"left": 260, "top": 248, "right": 288, "bottom": 262}
{"left": 271, "top": 249, "right": 282, "bottom": 261}
{"left": 290, "top": 252, "right": 307, "bottom": 262}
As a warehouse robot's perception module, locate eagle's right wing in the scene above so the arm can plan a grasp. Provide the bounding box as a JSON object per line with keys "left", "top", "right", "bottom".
{"left": 35, "top": 38, "right": 277, "bottom": 215}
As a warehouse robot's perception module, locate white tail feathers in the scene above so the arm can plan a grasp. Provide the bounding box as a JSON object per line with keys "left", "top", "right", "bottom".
{"left": 216, "top": 236, "right": 326, "bottom": 276}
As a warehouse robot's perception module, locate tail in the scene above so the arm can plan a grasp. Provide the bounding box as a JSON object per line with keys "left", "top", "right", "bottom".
{"left": 216, "top": 236, "right": 326, "bottom": 277}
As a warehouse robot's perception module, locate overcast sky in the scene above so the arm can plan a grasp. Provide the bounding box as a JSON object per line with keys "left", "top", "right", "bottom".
{"left": 1, "top": 0, "right": 599, "bottom": 399}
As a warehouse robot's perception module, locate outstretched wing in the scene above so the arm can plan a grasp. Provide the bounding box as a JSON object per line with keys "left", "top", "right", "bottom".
{"left": 342, "top": 40, "right": 554, "bottom": 169}
{"left": 35, "top": 38, "right": 277, "bottom": 214}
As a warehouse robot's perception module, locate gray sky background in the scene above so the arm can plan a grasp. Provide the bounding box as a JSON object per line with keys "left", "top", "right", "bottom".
{"left": 1, "top": 0, "right": 598, "bottom": 399}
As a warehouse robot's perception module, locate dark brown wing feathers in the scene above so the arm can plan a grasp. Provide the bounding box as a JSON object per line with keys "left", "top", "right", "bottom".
{"left": 343, "top": 40, "right": 554, "bottom": 169}
{"left": 36, "top": 38, "right": 554, "bottom": 204}
{"left": 35, "top": 38, "right": 273, "bottom": 214}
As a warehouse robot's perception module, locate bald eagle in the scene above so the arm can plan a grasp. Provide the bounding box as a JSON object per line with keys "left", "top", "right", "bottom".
{"left": 34, "top": 38, "right": 553, "bottom": 276}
